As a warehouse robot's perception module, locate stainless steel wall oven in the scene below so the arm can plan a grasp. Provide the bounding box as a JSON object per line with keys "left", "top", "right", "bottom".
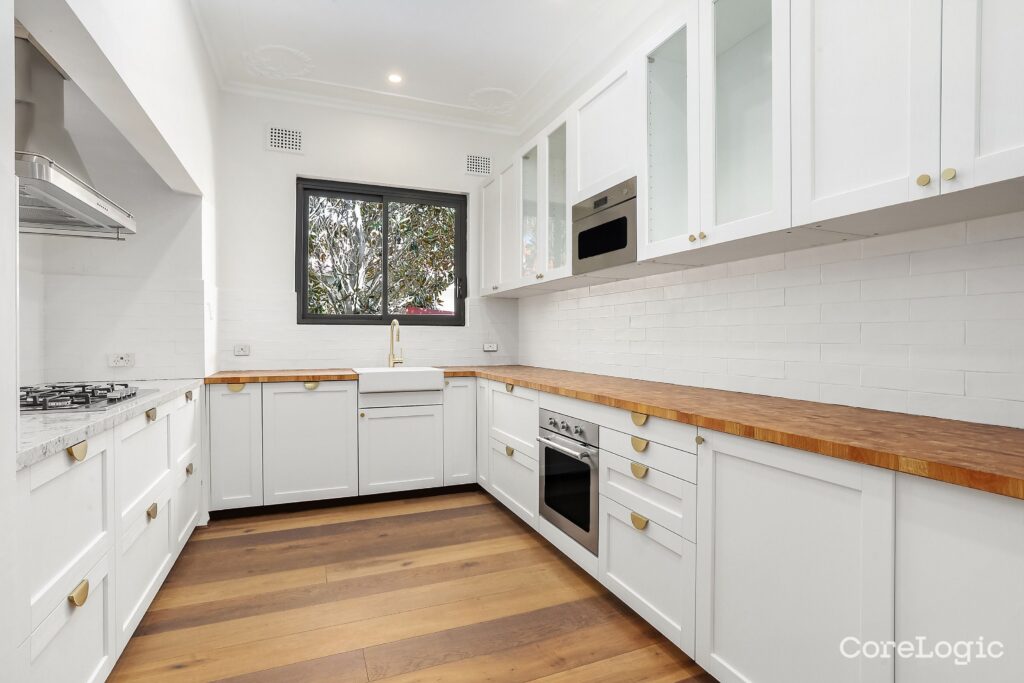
{"left": 538, "top": 409, "right": 600, "bottom": 555}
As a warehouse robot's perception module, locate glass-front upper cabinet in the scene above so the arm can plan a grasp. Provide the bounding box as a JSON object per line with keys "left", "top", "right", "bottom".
{"left": 638, "top": 4, "right": 701, "bottom": 262}
{"left": 699, "top": 0, "right": 790, "bottom": 246}
{"left": 520, "top": 145, "right": 539, "bottom": 280}
{"left": 546, "top": 123, "right": 569, "bottom": 274}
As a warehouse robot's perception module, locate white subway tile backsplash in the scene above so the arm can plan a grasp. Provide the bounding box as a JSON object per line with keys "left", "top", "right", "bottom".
{"left": 965, "top": 210, "right": 1024, "bottom": 243}
{"left": 821, "top": 254, "right": 911, "bottom": 283}
{"left": 965, "top": 372, "right": 1024, "bottom": 401}
{"left": 966, "top": 265, "right": 1024, "bottom": 294}
{"left": 860, "top": 271, "right": 965, "bottom": 301}
{"left": 821, "top": 300, "right": 909, "bottom": 323}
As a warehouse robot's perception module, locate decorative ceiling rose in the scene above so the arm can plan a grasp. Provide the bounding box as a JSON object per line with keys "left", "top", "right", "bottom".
{"left": 467, "top": 87, "right": 518, "bottom": 116}
{"left": 243, "top": 45, "right": 314, "bottom": 80}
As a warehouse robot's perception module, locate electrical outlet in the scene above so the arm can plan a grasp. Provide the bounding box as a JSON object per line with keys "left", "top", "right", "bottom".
{"left": 233, "top": 344, "right": 251, "bottom": 357}
{"left": 483, "top": 343, "right": 498, "bottom": 352}
{"left": 108, "top": 352, "right": 135, "bottom": 368}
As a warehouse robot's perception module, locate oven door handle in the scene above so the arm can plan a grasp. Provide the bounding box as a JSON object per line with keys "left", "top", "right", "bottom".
{"left": 537, "top": 435, "right": 592, "bottom": 461}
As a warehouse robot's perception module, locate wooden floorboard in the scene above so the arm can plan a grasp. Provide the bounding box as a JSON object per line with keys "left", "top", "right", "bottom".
{"left": 110, "top": 489, "right": 714, "bottom": 682}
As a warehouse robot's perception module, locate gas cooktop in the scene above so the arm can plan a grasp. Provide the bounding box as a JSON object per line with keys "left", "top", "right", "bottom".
{"left": 19, "top": 382, "right": 159, "bottom": 413}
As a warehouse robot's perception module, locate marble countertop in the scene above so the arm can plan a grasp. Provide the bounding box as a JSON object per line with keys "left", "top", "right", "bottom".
{"left": 17, "top": 378, "right": 203, "bottom": 471}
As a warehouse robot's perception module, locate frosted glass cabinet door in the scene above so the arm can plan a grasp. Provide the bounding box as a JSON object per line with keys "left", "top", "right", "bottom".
{"left": 546, "top": 122, "right": 570, "bottom": 276}
{"left": 638, "top": 4, "right": 701, "bottom": 261}
{"left": 941, "top": 0, "right": 1024, "bottom": 192}
{"left": 791, "top": 0, "right": 941, "bottom": 225}
{"left": 481, "top": 177, "right": 500, "bottom": 294}
{"left": 521, "top": 145, "right": 541, "bottom": 280}
{"left": 699, "top": 0, "right": 791, "bottom": 246}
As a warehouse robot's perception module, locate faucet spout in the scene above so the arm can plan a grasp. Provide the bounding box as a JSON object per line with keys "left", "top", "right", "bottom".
{"left": 387, "top": 319, "right": 404, "bottom": 367}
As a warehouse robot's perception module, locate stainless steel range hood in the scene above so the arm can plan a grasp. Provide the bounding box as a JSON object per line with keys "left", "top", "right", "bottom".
{"left": 15, "top": 34, "right": 136, "bottom": 239}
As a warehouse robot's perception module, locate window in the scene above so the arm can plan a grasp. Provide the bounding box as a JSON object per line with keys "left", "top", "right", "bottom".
{"left": 296, "top": 178, "right": 467, "bottom": 325}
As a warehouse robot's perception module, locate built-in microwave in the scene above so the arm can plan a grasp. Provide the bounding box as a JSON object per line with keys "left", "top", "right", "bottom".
{"left": 571, "top": 176, "right": 637, "bottom": 275}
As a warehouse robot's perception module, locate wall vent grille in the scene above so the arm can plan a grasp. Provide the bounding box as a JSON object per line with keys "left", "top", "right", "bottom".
{"left": 465, "top": 154, "right": 492, "bottom": 176}
{"left": 266, "top": 125, "right": 303, "bottom": 153}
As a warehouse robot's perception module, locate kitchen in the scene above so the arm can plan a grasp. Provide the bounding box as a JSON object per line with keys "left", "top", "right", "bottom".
{"left": 2, "top": 0, "right": 1023, "bottom": 681}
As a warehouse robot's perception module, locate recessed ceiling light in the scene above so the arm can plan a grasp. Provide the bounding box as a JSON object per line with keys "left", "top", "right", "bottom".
{"left": 388, "top": 73, "right": 403, "bottom": 84}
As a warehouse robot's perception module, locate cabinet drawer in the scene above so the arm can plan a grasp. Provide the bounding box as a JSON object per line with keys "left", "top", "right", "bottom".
{"left": 25, "top": 552, "right": 115, "bottom": 683}
{"left": 488, "top": 437, "right": 539, "bottom": 527}
{"left": 117, "top": 489, "right": 173, "bottom": 652}
{"left": 20, "top": 430, "right": 113, "bottom": 632}
{"left": 169, "top": 390, "right": 200, "bottom": 469}
{"left": 489, "top": 383, "right": 539, "bottom": 459}
{"left": 599, "top": 495, "right": 695, "bottom": 655}
{"left": 115, "top": 407, "right": 171, "bottom": 523}
{"left": 171, "top": 459, "right": 201, "bottom": 551}
{"left": 600, "top": 427, "right": 697, "bottom": 483}
{"left": 603, "top": 410, "right": 697, "bottom": 455}
{"left": 600, "top": 450, "right": 696, "bottom": 542}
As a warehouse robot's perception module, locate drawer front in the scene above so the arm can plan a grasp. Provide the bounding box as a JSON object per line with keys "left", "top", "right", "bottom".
{"left": 489, "top": 384, "right": 539, "bottom": 459}
{"left": 117, "top": 489, "right": 173, "bottom": 651}
{"left": 27, "top": 552, "right": 115, "bottom": 683}
{"left": 488, "top": 437, "right": 539, "bottom": 527}
{"left": 22, "top": 430, "right": 113, "bottom": 632}
{"left": 115, "top": 409, "right": 171, "bottom": 523}
{"left": 171, "top": 461, "right": 201, "bottom": 551}
{"left": 169, "top": 391, "right": 200, "bottom": 469}
{"left": 599, "top": 495, "right": 696, "bottom": 655}
{"left": 600, "top": 450, "right": 696, "bottom": 541}
{"left": 600, "top": 427, "right": 697, "bottom": 483}
{"left": 604, "top": 410, "right": 698, "bottom": 455}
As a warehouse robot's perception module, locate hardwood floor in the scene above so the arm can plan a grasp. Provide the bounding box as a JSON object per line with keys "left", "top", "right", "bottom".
{"left": 111, "top": 489, "right": 714, "bottom": 682}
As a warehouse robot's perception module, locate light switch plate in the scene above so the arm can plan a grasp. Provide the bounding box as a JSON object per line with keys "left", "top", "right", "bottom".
{"left": 483, "top": 343, "right": 498, "bottom": 352}
{"left": 233, "top": 344, "right": 251, "bottom": 356}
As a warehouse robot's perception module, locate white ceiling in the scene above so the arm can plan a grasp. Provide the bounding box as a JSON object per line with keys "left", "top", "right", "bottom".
{"left": 189, "top": 0, "right": 672, "bottom": 134}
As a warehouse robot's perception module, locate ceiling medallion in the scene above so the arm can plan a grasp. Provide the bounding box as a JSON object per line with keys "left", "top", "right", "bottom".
{"left": 467, "top": 87, "right": 518, "bottom": 116}
{"left": 243, "top": 45, "right": 314, "bottom": 80}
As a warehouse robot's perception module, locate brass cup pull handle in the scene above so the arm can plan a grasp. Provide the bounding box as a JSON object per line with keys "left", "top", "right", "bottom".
{"left": 303, "top": 381, "right": 319, "bottom": 391}
{"left": 227, "top": 383, "right": 245, "bottom": 393}
{"left": 630, "top": 512, "right": 649, "bottom": 531}
{"left": 505, "top": 383, "right": 514, "bottom": 393}
{"left": 630, "top": 411, "right": 648, "bottom": 427}
{"left": 146, "top": 502, "right": 159, "bottom": 520}
{"left": 916, "top": 173, "right": 932, "bottom": 187}
{"left": 68, "top": 579, "right": 89, "bottom": 608}
{"left": 630, "top": 462, "right": 649, "bottom": 479}
{"left": 505, "top": 445, "right": 515, "bottom": 457}
{"left": 185, "top": 462, "right": 194, "bottom": 476}
{"left": 941, "top": 167, "right": 957, "bottom": 181}
{"left": 145, "top": 408, "right": 157, "bottom": 423}
{"left": 630, "top": 436, "right": 649, "bottom": 453}
{"left": 185, "top": 390, "right": 194, "bottom": 402}
{"left": 66, "top": 440, "right": 88, "bottom": 462}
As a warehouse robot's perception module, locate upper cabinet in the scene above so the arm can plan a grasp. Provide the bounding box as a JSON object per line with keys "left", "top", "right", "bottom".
{"left": 941, "top": 0, "right": 1024, "bottom": 191}
{"left": 521, "top": 144, "right": 541, "bottom": 282}
{"left": 480, "top": 177, "right": 500, "bottom": 295}
{"left": 498, "top": 160, "right": 521, "bottom": 289}
{"left": 699, "top": 0, "right": 791, "bottom": 247}
{"left": 638, "top": 4, "right": 702, "bottom": 261}
{"left": 791, "top": 0, "right": 942, "bottom": 224}
{"left": 573, "top": 64, "right": 639, "bottom": 203}
{"left": 546, "top": 122, "right": 572, "bottom": 277}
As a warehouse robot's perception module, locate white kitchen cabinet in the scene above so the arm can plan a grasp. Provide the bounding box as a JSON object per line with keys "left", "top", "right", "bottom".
{"left": 600, "top": 495, "right": 696, "bottom": 655}
{"left": 941, "top": 0, "right": 1024, "bottom": 192}
{"left": 443, "top": 378, "right": 477, "bottom": 485}
{"left": 358, "top": 404, "right": 444, "bottom": 495}
{"left": 488, "top": 437, "right": 539, "bottom": 527}
{"left": 545, "top": 120, "right": 572, "bottom": 279}
{"left": 481, "top": 176, "right": 501, "bottom": 295}
{"left": 168, "top": 390, "right": 201, "bottom": 551}
{"left": 521, "top": 144, "right": 542, "bottom": 281}
{"left": 638, "top": 5, "right": 703, "bottom": 261}
{"left": 895, "top": 474, "right": 1024, "bottom": 683}
{"left": 791, "top": 0, "right": 941, "bottom": 225}
{"left": 488, "top": 381, "right": 539, "bottom": 459}
{"left": 262, "top": 381, "right": 359, "bottom": 505}
{"left": 699, "top": 0, "right": 791, "bottom": 246}
{"left": 695, "top": 430, "right": 895, "bottom": 683}
{"left": 476, "top": 379, "right": 491, "bottom": 490}
{"left": 573, "top": 62, "right": 639, "bottom": 203}
{"left": 208, "top": 382, "right": 263, "bottom": 511}
{"left": 498, "top": 160, "right": 522, "bottom": 289}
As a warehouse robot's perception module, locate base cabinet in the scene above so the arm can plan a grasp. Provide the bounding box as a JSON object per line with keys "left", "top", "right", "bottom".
{"left": 476, "top": 380, "right": 491, "bottom": 490}
{"left": 262, "top": 381, "right": 359, "bottom": 504}
{"left": 696, "top": 430, "right": 895, "bottom": 683}
{"left": 358, "top": 404, "right": 444, "bottom": 495}
{"left": 208, "top": 383, "right": 263, "bottom": 510}
{"left": 443, "top": 378, "right": 477, "bottom": 486}
{"left": 600, "top": 495, "right": 696, "bottom": 655}
{"left": 488, "top": 437, "right": 538, "bottom": 527}
{"left": 488, "top": 382, "right": 539, "bottom": 458}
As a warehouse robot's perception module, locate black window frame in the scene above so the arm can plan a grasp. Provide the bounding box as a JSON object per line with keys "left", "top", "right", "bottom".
{"left": 295, "top": 178, "right": 467, "bottom": 326}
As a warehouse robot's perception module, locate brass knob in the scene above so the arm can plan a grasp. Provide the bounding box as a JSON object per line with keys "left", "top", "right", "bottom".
{"left": 916, "top": 173, "right": 932, "bottom": 187}
{"left": 630, "top": 462, "right": 649, "bottom": 479}
{"left": 536, "top": 273, "right": 544, "bottom": 279}
{"left": 630, "top": 512, "right": 649, "bottom": 530}
{"left": 359, "top": 412, "right": 366, "bottom": 418}
{"left": 941, "top": 167, "right": 957, "bottom": 181}
{"left": 227, "top": 383, "right": 245, "bottom": 392}
{"left": 303, "top": 381, "right": 319, "bottom": 391}
{"left": 185, "top": 390, "right": 193, "bottom": 402}
{"left": 491, "top": 285, "right": 498, "bottom": 291}
{"left": 695, "top": 435, "right": 705, "bottom": 446}
{"left": 630, "top": 436, "right": 649, "bottom": 453}
{"left": 68, "top": 579, "right": 89, "bottom": 608}
{"left": 505, "top": 445, "right": 515, "bottom": 457}
{"left": 185, "top": 462, "right": 194, "bottom": 476}
{"left": 145, "top": 408, "right": 157, "bottom": 423}
{"left": 688, "top": 234, "right": 697, "bottom": 242}
{"left": 66, "top": 440, "right": 88, "bottom": 462}
{"left": 698, "top": 231, "right": 707, "bottom": 240}
{"left": 146, "top": 502, "right": 159, "bottom": 520}
{"left": 630, "top": 411, "right": 648, "bottom": 426}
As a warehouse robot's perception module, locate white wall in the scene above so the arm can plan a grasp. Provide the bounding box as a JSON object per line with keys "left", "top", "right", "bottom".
{"left": 519, "top": 212, "right": 1024, "bottom": 429}
{"left": 214, "top": 92, "right": 519, "bottom": 369}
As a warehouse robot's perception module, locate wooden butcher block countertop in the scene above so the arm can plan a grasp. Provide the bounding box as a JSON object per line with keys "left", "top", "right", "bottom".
{"left": 207, "top": 365, "right": 1024, "bottom": 501}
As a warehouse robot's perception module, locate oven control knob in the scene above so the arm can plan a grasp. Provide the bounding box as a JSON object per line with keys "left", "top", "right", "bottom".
{"left": 560, "top": 421, "right": 569, "bottom": 430}
{"left": 572, "top": 425, "right": 583, "bottom": 436}
{"left": 548, "top": 417, "right": 558, "bottom": 427}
